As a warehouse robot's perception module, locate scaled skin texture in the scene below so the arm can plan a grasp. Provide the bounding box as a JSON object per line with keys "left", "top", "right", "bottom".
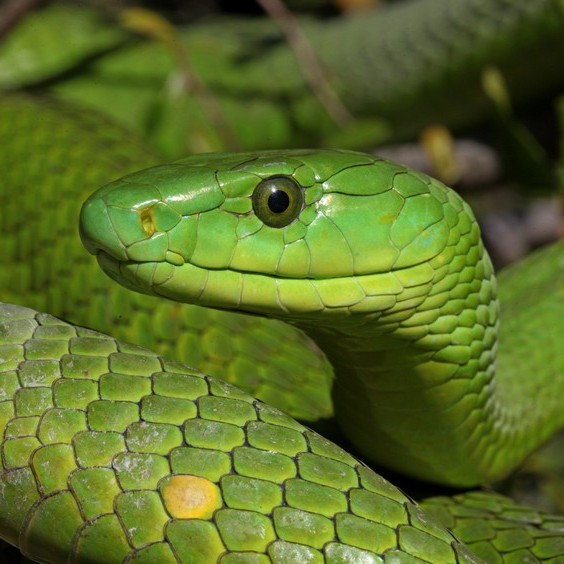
{"left": 80, "top": 149, "right": 516, "bottom": 487}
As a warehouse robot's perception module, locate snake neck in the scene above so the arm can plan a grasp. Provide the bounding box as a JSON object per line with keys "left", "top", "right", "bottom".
{"left": 294, "top": 226, "right": 551, "bottom": 488}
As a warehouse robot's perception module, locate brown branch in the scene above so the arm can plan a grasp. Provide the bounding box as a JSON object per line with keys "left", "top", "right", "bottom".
{"left": 121, "top": 8, "right": 241, "bottom": 151}
{"left": 171, "top": 41, "right": 242, "bottom": 151}
{"left": 0, "top": 0, "right": 45, "bottom": 42}
{"left": 255, "top": 0, "right": 354, "bottom": 127}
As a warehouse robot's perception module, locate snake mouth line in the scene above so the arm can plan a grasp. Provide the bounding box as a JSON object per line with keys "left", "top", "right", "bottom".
{"left": 95, "top": 249, "right": 423, "bottom": 286}
{"left": 95, "top": 248, "right": 434, "bottom": 320}
{"left": 96, "top": 250, "right": 348, "bottom": 292}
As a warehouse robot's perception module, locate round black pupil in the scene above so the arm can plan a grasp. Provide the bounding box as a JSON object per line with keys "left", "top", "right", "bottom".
{"left": 267, "top": 189, "right": 290, "bottom": 214}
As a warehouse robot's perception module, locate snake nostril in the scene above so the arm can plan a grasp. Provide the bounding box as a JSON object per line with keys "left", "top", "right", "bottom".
{"left": 139, "top": 206, "right": 157, "bottom": 238}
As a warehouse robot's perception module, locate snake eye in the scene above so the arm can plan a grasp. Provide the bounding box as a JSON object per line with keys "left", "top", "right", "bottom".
{"left": 251, "top": 176, "right": 304, "bottom": 228}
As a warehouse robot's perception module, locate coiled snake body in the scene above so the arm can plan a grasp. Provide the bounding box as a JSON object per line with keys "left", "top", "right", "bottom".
{"left": 1, "top": 98, "right": 564, "bottom": 562}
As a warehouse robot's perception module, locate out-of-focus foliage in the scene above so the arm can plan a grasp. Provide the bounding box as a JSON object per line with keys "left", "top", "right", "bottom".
{"left": 2, "top": 0, "right": 563, "bottom": 171}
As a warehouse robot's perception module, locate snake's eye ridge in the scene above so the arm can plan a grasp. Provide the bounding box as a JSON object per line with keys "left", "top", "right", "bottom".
{"left": 251, "top": 176, "right": 304, "bottom": 228}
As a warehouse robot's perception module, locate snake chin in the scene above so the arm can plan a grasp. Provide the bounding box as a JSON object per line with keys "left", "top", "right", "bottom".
{"left": 96, "top": 252, "right": 155, "bottom": 297}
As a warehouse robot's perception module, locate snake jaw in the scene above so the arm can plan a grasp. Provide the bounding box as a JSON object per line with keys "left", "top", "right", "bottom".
{"left": 94, "top": 252, "right": 152, "bottom": 296}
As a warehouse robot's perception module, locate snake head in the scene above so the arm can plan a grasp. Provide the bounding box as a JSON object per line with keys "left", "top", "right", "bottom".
{"left": 80, "top": 149, "right": 487, "bottom": 321}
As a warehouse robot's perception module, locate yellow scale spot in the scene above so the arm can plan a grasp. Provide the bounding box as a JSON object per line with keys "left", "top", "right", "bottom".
{"left": 161, "top": 475, "right": 221, "bottom": 519}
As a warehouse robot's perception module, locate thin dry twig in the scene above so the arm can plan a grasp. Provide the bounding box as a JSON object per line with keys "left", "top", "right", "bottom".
{"left": 255, "top": 0, "right": 354, "bottom": 127}
{"left": 0, "top": 0, "right": 45, "bottom": 41}
{"left": 122, "top": 7, "right": 241, "bottom": 151}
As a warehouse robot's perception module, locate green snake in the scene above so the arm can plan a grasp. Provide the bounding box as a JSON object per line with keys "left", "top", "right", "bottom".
{"left": 77, "top": 144, "right": 564, "bottom": 491}
{"left": 2, "top": 96, "right": 564, "bottom": 562}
